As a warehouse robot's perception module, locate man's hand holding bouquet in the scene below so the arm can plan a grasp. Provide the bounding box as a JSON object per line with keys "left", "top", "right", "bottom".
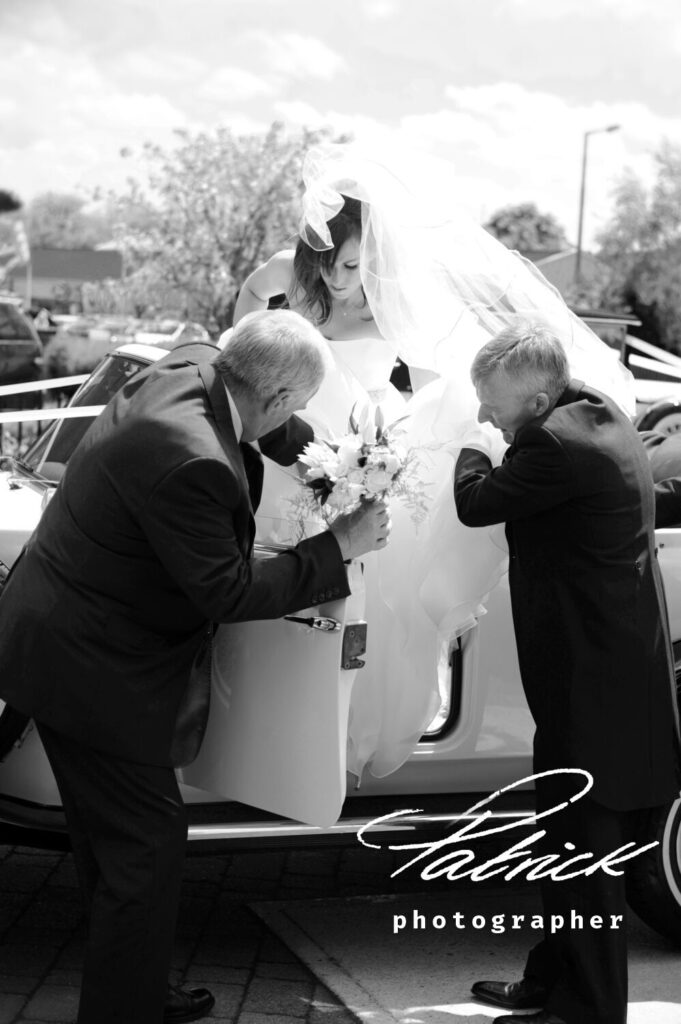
{"left": 289, "top": 402, "right": 428, "bottom": 547}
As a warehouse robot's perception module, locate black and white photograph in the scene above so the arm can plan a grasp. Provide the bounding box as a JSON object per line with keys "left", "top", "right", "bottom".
{"left": 1, "top": 2, "right": 681, "bottom": 1022}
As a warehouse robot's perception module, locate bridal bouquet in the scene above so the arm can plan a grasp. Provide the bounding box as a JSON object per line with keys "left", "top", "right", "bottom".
{"left": 292, "top": 404, "right": 429, "bottom": 531}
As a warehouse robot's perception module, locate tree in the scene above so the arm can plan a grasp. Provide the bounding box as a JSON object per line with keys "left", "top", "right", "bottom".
{"left": 484, "top": 202, "right": 568, "bottom": 253}
{"left": 26, "top": 192, "right": 112, "bottom": 249}
{"left": 106, "top": 121, "right": 341, "bottom": 331}
{"left": 596, "top": 142, "right": 681, "bottom": 351}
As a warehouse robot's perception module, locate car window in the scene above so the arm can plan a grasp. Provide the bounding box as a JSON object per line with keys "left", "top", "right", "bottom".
{"left": 23, "top": 354, "right": 149, "bottom": 474}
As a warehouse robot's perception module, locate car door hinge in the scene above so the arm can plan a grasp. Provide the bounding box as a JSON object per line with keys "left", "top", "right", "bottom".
{"left": 342, "top": 621, "right": 367, "bottom": 670}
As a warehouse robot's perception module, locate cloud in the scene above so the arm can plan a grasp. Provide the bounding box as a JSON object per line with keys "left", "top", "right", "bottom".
{"left": 360, "top": 0, "right": 398, "bottom": 19}
{"left": 241, "top": 31, "right": 347, "bottom": 80}
{"left": 420, "top": 83, "right": 681, "bottom": 239}
{"left": 503, "top": 0, "right": 679, "bottom": 20}
{"left": 0, "top": 39, "right": 189, "bottom": 199}
{"left": 274, "top": 101, "right": 333, "bottom": 129}
{"left": 111, "top": 48, "right": 204, "bottom": 86}
{"left": 214, "top": 111, "right": 270, "bottom": 136}
{"left": 199, "top": 67, "right": 276, "bottom": 103}
{"left": 272, "top": 83, "right": 681, "bottom": 247}
{"left": 4, "top": 0, "right": 681, "bottom": 243}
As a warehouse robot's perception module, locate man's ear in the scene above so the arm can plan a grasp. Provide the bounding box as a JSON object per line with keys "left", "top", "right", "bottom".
{"left": 534, "top": 392, "right": 550, "bottom": 417}
{"left": 262, "top": 388, "right": 290, "bottom": 414}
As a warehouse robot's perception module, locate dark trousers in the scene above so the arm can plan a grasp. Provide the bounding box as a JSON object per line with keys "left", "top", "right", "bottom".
{"left": 524, "top": 771, "right": 647, "bottom": 1024}
{"left": 37, "top": 722, "right": 188, "bottom": 1024}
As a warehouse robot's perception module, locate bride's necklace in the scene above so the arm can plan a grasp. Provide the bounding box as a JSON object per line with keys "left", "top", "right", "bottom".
{"left": 334, "top": 296, "right": 373, "bottom": 321}
{"left": 337, "top": 300, "right": 361, "bottom": 317}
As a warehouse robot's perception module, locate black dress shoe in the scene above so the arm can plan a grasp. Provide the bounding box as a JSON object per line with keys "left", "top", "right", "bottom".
{"left": 164, "top": 984, "right": 215, "bottom": 1023}
{"left": 493, "top": 1012, "right": 566, "bottom": 1024}
{"left": 471, "top": 976, "right": 549, "bottom": 1009}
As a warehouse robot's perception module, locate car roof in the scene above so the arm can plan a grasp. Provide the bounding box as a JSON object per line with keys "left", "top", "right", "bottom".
{"left": 111, "top": 343, "right": 167, "bottom": 363}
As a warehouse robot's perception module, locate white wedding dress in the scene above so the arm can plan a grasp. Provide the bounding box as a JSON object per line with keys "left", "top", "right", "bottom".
{"left": 248, "top": 334, "right": 509, "bottom": 781}
{"left": 202, "top": 137, "right": 636, "bottom": 801}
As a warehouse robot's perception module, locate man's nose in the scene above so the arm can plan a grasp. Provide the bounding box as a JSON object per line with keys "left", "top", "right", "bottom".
{"left": 478, "top": 405, "right": 491, "bottom": 424}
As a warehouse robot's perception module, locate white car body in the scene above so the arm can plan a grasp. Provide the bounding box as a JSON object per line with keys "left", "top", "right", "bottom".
{"left": 0, "top": 343, "right": 680, "bottom": 943}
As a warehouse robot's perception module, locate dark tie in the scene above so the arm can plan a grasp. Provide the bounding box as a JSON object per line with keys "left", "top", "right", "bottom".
{"left": 240, "top": 441, "right": 264, "bottom": 511}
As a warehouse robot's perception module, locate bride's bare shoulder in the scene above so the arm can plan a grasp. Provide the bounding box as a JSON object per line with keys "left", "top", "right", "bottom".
{"left": 260, "top": 249, "right": 296, "bottom": 289}
{"left": 242, "top": 249, "right": 295, "bottom": 299}
{"left": 267, "top": 248, "right": 296, "bottom": 270}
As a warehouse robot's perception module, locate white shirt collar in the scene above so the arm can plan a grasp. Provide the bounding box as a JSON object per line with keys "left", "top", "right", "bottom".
{"left": 223, "top": 384, "right": 243, "bottom": 442}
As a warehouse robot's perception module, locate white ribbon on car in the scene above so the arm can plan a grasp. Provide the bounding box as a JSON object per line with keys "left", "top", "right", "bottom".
{"left": 0, "top": 374, "right": 98, "bottom": 424}
{"left": 0, "top": 375, "right": 89, "bottom": 397}
{"left": 0, "top": 406, "right": 105, "bottom": 424}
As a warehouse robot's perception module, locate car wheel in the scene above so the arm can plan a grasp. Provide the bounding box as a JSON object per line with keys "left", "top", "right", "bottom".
{"left": 626, "top": 799, "right": 681, "bottom": 944}
{"left": 636, "top": 399, "right": 681, "bottom": 436}
{"left": 625, "top": 657, "right": 681, "bottom": 944}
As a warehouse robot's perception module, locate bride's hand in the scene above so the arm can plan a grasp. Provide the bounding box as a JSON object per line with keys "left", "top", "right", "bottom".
{"left": 329, "top": 499, "right": 391, "bottom": 559}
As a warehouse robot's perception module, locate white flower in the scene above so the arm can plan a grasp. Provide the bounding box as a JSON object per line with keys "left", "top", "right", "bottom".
{"left": 364, "top": 467, "right": 394, "bottom": 495}
{"left": 297, "top": 422, "right": 428, "bottom": 527}
{"left": 299, "top": 441, "right": 341, "bottom": 480}
{"left": 352, "top": 402, "right": 378, "bottom": 445}
{"left": 326, "top": 477, "right": 365, "bottom": 510}
{"left": 380, "top": 451, "right": 401, "bottom": 475}
{"left": 299, "top": 442, "right": 333, "bottom": 471}
{"left": 336, "top": 434, "right": 364, "bottom": 474}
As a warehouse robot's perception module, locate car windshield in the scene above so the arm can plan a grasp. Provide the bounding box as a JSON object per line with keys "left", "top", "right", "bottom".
{"left": 0, "top": 303, "right": 35, "bottom": 341}
{"left": 23, "top": 353, "right": 149, "bottom": 475}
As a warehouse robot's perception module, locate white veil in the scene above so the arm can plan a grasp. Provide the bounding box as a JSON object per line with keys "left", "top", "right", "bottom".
{"left": 298, "top": 138, "right": 636, "bottom": 780}
{"left": 299, "top": 139, "right": 635, "bottom": 415}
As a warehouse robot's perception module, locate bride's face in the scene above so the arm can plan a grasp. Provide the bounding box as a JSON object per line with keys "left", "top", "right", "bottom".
{"left": 320, "top": 236, "right": 362, "bottom": 303}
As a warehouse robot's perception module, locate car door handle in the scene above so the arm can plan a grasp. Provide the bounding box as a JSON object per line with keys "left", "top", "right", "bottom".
{"left": 284, "top": 615, "right": 342, "bottom": 632}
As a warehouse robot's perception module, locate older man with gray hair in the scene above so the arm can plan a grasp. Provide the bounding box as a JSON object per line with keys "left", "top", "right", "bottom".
{"left": 454, "top": 318, "right": 680, "bottom": 1024}
{"left": 0, "top": 309, "right": 390, "bottom": 1024}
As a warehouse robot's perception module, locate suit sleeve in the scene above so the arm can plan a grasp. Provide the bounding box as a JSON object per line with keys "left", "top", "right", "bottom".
{"left": 138, "top": 457, "right": 350, "bottom": 622}
{"left": 454, "top": 426, "right": 575, "bottom": 527}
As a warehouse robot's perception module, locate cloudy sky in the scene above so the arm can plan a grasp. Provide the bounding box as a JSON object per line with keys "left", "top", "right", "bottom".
{"left": 2, "top": 0, "right": 680, "bottom": 245}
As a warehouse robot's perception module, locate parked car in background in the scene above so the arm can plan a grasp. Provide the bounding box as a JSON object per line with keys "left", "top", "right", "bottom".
{"left": 129, "top": 318, "right": 211, "bottom": 347}
{"left": 0, "top": 297, "right": 43, "bottom": 385}
{"left": 0, "top": 343, "right": 680, "bottom": 951}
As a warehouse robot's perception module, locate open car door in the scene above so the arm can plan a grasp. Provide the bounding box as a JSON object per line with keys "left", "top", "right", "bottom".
{"left": 180, "top": 556, "right": 366, "bottom": 829}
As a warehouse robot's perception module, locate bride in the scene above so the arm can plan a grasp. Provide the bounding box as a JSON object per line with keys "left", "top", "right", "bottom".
{"left": 221, "top": 139, "right": 635, "bottom": 782}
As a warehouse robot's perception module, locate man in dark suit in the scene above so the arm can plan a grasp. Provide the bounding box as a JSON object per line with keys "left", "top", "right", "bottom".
{"left": 454, "top": 320, "right": 681, "bottom": 1024}
{"left": 0, "top": 310, "right": 390, "bottom": 1024}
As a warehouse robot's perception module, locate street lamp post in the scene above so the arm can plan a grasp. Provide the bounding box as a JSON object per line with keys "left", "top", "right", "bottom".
{"left": 575, "top": 124, "right": 620, "bottom": 286}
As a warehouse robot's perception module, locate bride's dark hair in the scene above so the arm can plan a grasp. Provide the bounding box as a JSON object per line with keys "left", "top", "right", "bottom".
{"left": 293, "top": 195, "right": 367, "bottom": 326}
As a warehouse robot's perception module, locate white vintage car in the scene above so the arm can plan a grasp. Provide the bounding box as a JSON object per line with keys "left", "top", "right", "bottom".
{"left": 0, "top": 343, "right": 680, "bottom": 947}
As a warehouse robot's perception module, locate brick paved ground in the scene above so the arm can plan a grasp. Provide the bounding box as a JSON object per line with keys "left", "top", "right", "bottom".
{"left": 0, "top": 840, "right": 437, "bottom": 1024}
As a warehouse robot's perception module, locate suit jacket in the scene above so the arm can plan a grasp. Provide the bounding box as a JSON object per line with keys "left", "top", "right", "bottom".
{"left": 455, "top": 380, "right": 681, "bottom": 811}
{"left": 0, "top": 344, "right": 349, "bottom": 765}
